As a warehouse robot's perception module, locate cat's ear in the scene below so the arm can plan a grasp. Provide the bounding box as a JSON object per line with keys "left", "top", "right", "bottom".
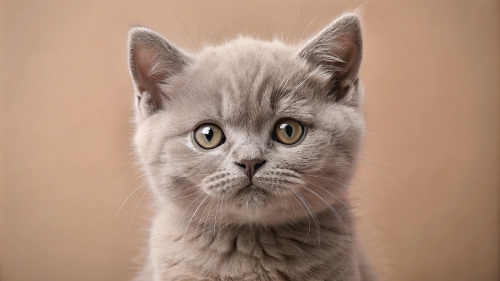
{"left": 128, "top": 27, "right": 191, "bottom": 118}
{"left": 298, "top": 14, "right": 362, "bottom": 102}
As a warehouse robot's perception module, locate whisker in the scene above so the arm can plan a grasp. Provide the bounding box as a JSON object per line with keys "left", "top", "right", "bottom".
{"left": 301, "top": 185, "right": 353, "bottom": 251}
{"left": 356, "top": 160, "right": 407, "bottom": 193}
{"left": 359, "top": 155, "right": 401, "bottom": 166}
{"left": 169, "top": 184, "right": 199, "bottom": 198}
{"left": 290, "top": 192, "right": 311, "bottom": 245}
{"left": 305, "top": 179, "right": 380, "bottom": 237}
{"left": 224, "top": 195, "right": 229, "bottom": 225}
{"left": 333, "top": 143, "right": 401, "bottom": 163}
{"left": 331, "top": 144, "right": 404, "bottom": 193}
{"left": 115, "top": 180, "right": 147, "bottom": 216}
{"left": 277, "top": 65, "right": 298, "bottom": 98}
{"left": 299, "top": 16, "right": 318, "bottom": 42}
{"left": 277, "top": 189, "right": 287, "bottom": 211}
{"left": 285, "top": 193, "right": 297, "bottom": 219}
{"left": 303, "top": 180, "right": 349, "bottom": 209}
{"left": 194, "top": 196, "right": 214, "bottom": 239}
{"left": 349, "top": 178, "right": 392, "bottom": 195}
{"left": 220, "top": 194, "right": 229, "bottom": 239}
{"left": 217, "top": 196, "right": 225, "bottom": 242}
{"left": 202, "top": 194, "right": 216, "bottom": 241}
{"left": 181, "top": 194, "right": 210, "bottom": 251}
{"left": 171, "top": 190, "right": 203, "bottom": 201}
{"left": 125, "top": 188, "right": 149, "bottom": 238}
{"left": 168, "top": 0, "right": 198, "bottom": 50}
{"left": 309, "top": 175, "right": 401, "bottom": 223}
{"left": 311, "top": 171, "right": 390, "bottom": 195}
{"left": 172, "top": 192, "right": 206, "bottom": 242}
{"left": 288, "top": 71, "right": 316, "bottom": 97}
{"left": 295, "top": 191, "right": 321, "bottom": 247}
{"left": 365, "top": 225, "right": 387, "bottom": 237}
{"left": 213, "top": 197, "right": 221, "bottom": 238}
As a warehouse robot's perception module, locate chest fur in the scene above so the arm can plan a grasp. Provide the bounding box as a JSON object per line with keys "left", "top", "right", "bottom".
{"left": 148, "top": 210, "right": 359, "bottom": 281}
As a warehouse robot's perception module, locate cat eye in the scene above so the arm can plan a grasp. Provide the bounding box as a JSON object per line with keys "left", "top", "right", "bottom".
{"left": 194, "top": 124, "right": 225, "bottom": 149}
{"left": 274, "top": 119, "right": 304, "bottom": 145}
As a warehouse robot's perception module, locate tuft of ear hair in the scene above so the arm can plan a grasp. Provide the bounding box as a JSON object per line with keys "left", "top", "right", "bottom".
{"left": 128, "top": 27, "right": 191, "bottom": 117}
{"left": 298, "top": 13, "right": 362, "bottom": 101}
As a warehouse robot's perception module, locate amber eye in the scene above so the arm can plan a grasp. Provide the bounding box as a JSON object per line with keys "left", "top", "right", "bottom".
{"left": 274, "top": 119, "right": 304, "bottom": 145}
{"left": 194, "top": 124, "right": 225, "bottom": 149}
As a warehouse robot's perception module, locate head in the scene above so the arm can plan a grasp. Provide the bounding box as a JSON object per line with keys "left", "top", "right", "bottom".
{"left": 128, "top": 14, "right": 364, "bottom": 226}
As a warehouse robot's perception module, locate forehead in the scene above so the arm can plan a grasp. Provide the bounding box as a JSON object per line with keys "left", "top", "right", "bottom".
{"left": 185, "top": 39, "right": 318, "bottom": 130}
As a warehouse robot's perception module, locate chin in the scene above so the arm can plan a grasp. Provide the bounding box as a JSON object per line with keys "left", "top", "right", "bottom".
{"left": 236, "top": 187, "right": 267, "bottom": 210}
{"left": 231, "top": 187, "right": 295, "bottom": 225}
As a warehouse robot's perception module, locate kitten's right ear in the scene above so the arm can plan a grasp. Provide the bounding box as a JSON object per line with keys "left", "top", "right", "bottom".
{"left": 298, "top": 14, "right": 362, "bottom": 103}
{"left": 128, "top": 27, "right": 191, "bottom": 118}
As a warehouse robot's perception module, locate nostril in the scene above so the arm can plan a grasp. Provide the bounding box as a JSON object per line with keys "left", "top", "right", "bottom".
{"left": 254, "top": 160, "right": 266, "bottom": 171}
{"left": 236, "top": 159, "right": 266, "bottom": 180}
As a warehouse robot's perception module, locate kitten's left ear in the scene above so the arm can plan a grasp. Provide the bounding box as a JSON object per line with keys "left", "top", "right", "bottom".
{"left": 128, "top": 27, "right": 191, "bottom": 119}
{"left": 298, "top": 14, "right": 362, "bottom": 102}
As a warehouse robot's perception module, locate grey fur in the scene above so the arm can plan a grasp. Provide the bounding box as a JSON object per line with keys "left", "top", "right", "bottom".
{"left": 128, "top": 13, "right": 376, "bottom": 281}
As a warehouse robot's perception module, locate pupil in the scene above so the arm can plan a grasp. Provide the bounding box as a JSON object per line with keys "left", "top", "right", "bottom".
{"left": 204, "top": 127, "right": 214, "bottom": 142}
{"left": 285, "top": 125, "right": 293, "bottom": 137}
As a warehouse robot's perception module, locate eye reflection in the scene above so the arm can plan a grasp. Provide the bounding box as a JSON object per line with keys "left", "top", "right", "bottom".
{"left": 194, "top": 124, "right": 225, "bottom": 149}
{"left": 274, "top": 119, "right": 304, "bottom": 145}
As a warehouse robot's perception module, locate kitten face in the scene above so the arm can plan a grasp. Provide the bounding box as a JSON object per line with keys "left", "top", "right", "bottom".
{"left": 130, "top": 15, "right": 363, "bottom": 225}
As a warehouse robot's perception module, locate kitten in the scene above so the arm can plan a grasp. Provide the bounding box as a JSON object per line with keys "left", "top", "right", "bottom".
{"left": 128, "top": 13, "right": 376, "bottom": 281}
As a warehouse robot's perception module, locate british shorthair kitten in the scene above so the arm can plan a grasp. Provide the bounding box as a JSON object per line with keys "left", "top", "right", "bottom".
{"left": 128, "top": 13, "right": 376, "bottom": 281}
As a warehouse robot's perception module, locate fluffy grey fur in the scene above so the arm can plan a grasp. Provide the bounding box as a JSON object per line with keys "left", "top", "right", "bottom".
{"left": 128, "top": 13, "right": 376, "bottom": 281}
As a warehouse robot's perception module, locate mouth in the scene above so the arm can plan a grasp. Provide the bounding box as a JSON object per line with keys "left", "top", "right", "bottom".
{"left": 236, "top": 183, "right": 267, "bottom": 195}
{"left": 245, "top": 182, "right": 260, "bottom": 188}
{"left": 235, "top": 184, "right": 268, "bottom": 210}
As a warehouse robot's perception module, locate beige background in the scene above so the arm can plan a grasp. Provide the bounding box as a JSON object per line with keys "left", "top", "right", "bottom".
{"left": 1, "top": 0, "right": 499, "bottom": 280}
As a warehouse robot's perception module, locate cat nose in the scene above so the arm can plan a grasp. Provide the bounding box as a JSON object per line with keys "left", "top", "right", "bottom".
{"left": 236, "top": 159, "right": 266, "bottom": 180}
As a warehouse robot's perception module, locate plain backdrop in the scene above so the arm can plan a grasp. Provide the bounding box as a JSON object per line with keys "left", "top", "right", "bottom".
{"left": 1, "top": 0, "right": 499, "bottom": 280}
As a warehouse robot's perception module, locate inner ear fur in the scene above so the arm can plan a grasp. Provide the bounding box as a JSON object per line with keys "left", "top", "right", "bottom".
{"left": 128, "top": 27, "right": 191, "bottom": 115}
{"left": 298, "top": 14, "right": 362, "bottom": 101}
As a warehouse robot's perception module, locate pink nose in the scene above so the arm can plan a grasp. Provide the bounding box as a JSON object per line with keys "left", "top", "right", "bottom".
{"left": 236, "top": 159, "right": 266, "bottom": 180}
